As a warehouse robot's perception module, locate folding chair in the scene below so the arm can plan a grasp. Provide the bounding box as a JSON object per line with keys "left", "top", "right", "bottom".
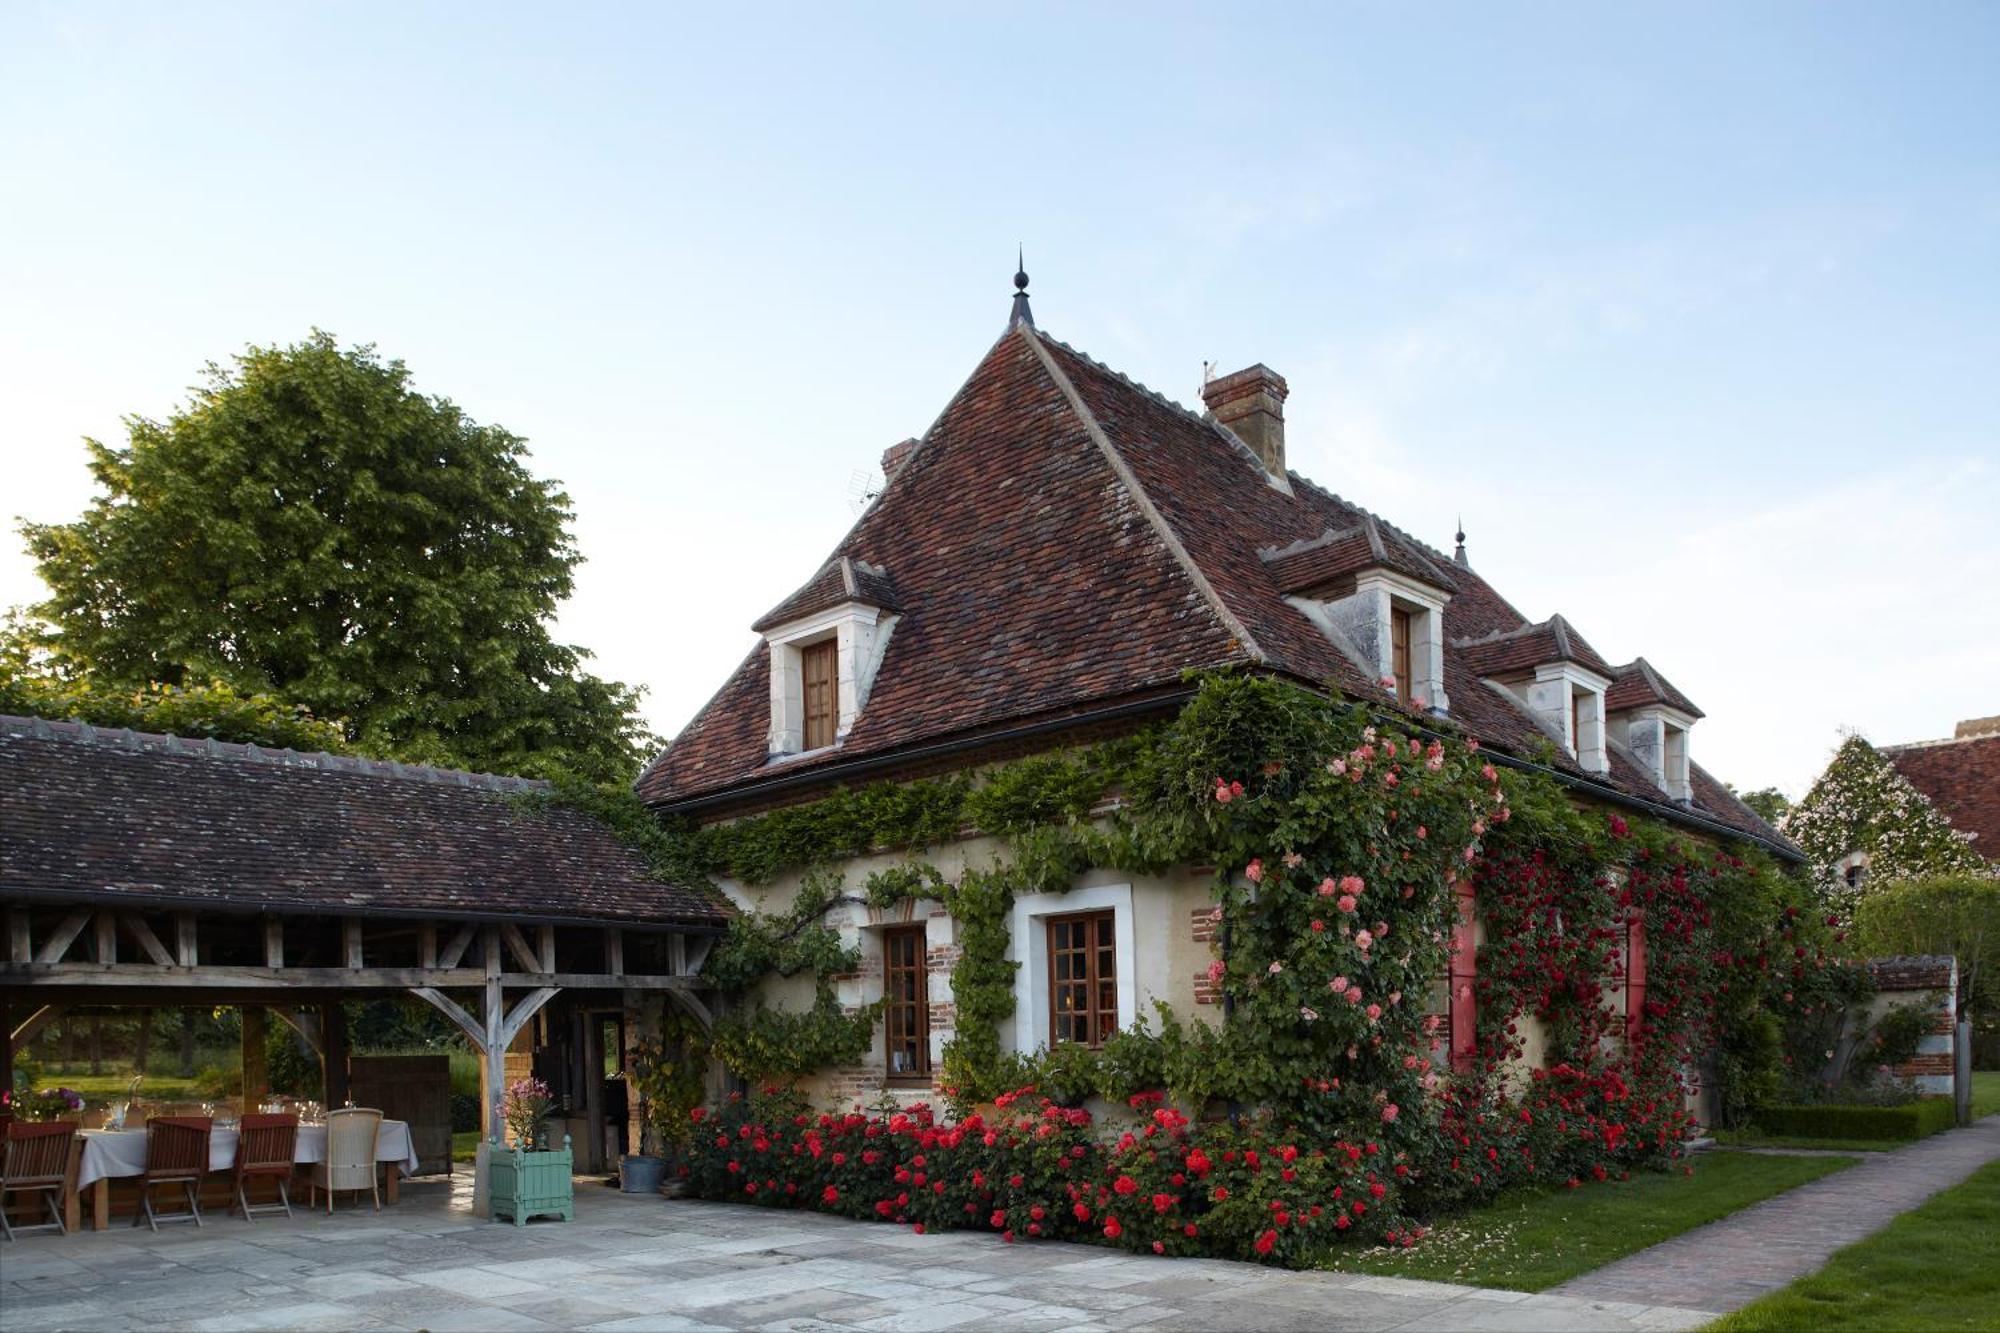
{"left": 232, "top": 1114, "right": 299, "bottom": 1221}
{"left": 1, "top": 1120, "right": 77, "bottom": 1241}
{"left": 134, "top": 1116, "right": 212, "bottom": 1231}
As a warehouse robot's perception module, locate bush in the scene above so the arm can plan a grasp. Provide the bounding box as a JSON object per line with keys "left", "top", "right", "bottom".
{"left": 1754, "top": 1099, "right": 1958, "bottom": 1142}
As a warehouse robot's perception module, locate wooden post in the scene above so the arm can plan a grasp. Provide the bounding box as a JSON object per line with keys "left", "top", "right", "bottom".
{"left": 0, "top": 997, "right": 12, "bottom": 1112}
{"left": 241, "top": 1006, "right": 269, "bottom": 1105}
{"left": 320, "top": 1002, "right": 350, "bottom": 1107}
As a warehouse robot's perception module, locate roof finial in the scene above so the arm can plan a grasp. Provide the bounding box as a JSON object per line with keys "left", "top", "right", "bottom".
{"left": 1453, "top": 515, "right": 1469, "bottom": 568}
{"left": 1009, "top": 246, "right": 1035, "bottom": 329}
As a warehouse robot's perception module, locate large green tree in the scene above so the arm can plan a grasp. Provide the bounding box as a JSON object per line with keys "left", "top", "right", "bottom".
{"left": 19, "top": 332, "right": 651, "bottom": 783}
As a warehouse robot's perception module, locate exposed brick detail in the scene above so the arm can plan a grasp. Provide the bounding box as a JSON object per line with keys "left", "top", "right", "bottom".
{"left": 1891, "top": 1053, "right": 1954, "bottom": 1076}
{"left": 1870, "top": 957, "right": 1954, "bottom": 991}
{"left": 1194, "top": 972, "right": 1221, "bottom": 1005}
{"left": 928, "top": 1002, "right": 955, "bottom": 1031}
{"left": 1191, "top": 906, "right": 1221, "bottom": 943}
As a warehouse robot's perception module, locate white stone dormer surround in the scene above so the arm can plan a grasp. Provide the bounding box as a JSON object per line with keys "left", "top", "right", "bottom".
{"left": 1290, "top": 569, "right": 1451, "bottom": 714}
{"left": 763, "top": 602, "right": 898, "bottom": 758}
{"left": 1501, "top": 663, "right": 1612, "bottom": 774}
{"left": 1616, "top": 706, "right": 1697, "bottom": 802}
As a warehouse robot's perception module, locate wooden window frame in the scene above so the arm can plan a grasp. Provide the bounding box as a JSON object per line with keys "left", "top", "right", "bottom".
{"left": 1390, "top": 606, "right": 1414, "bottom": 699}
{"left": 801, "top": 639, "right": 838, "bottom": 751}
{"left": 1046, "top": 910, "right": 1117, "bottom": 1049}
{"left": 882, "top": 924, "right": 930, "bottom": 1082}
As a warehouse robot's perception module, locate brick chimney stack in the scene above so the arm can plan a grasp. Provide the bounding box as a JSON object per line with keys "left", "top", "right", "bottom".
{"left": 1201, "top": 364, "right": 1289, "bottom": 476}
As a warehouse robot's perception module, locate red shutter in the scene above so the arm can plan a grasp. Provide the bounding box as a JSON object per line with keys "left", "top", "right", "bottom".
{"left": 1625, "top": 912, "right": 1647, "bottom": 1046}
{"left": 1449, "top": 878, "right": 1477, "bottom": 1072}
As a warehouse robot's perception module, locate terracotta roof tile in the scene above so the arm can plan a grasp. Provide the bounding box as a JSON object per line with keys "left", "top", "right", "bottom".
{"left": 0, "top": 715, "right": 730, "bottom": 928}
{"left": 752, "top": 556, "right": 903, "bottom": 632}
{"left": 1606, "top": 658, "right": 1704, "bottom": 718}
{"left": 1451, "top": 615, "right": 1616, "bottom": 681}
{"left": 1882, "top": 731, "right": 2000, "bottom": 860}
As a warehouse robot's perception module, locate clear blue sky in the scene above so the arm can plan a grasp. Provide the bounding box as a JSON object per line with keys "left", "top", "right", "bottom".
{"left": 3, "top": 3, "right": 1995, "bottom": 798}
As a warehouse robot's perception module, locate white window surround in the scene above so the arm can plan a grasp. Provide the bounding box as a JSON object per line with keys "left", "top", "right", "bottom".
{"left": 1615, "top": 706, "right": 1697, "bottom": 802}
{"left": 1506, "top": 663, "right": 1612, "bottom": 774}
{"left": 763, "top": 602, "right": 897, "bottom": 758}
{"left": 1010, "top": 883, "right": 1138, "bottom": 1054}
{"left": 1292, "top": 569, "right": 1451, "bottom": 714}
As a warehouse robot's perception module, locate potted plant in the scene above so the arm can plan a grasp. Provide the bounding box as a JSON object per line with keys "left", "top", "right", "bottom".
{"left": 622, "top": 1011, "right": 709, "bottom": 1194}
{"left": 488, "top": 1076, "right": 572, "bottom": 1225}
{"left": 7, "top": 1086, "right": 84, "bottom": 1122}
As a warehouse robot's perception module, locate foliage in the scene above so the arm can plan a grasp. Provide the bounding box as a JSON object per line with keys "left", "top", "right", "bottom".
{"left": 4, "top": 1085, "right": 85, "bottom": 1120}
{"left": 681, "top": 1087, "right": 1420, "bottom": 1264}
{"left": 1863, "top": 1004, "right": 1930, "bottom": 1070}
{"left": 1752, "top": 1099, "right": 1957, "bottom": 1142}
{"left": 1728, "top": 785, "right": 1792, "bottom": 827}
{"left": 1783, "top": 735, "right": 1989, "bottom": 908}
{"left": 1852, "top": 874, "right": 2000, "bottom": 1019}
{"left": 18, "top": 331, "right": 651, "bottom": 784}
{"left": 1325, "top": 1150, "right": 1856, "bottom": 1292}
{"left": 1708, "top": 1159, "right": 2000, "bottom": 1332}
{"left": 628, "top": 1007, "right": 711, "bottom": 1152}
{"left": 501, "top": 1076, "right": 555, "bottom": 1147}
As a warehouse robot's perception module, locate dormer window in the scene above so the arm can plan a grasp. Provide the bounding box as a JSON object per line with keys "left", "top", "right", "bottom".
{"left": 753, "top": 557, "right": 902, "bottom": 759}
{"left": 1566, "top": 677, "right": 1607, "bottom": 772}
{"left": 802, "top": 639, "right": 838, "bottom": 750}
{"left": 1605, "top": 659, "right": 1703, "bottom": 802}
{"left": 1457, "top": 615, "right": 1614, "bottom": 776}
{"left": 1391, "top": 606, "right": 1414, "bottom": 700}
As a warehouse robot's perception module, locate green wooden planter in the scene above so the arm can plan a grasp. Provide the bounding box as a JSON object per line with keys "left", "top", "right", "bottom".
{"left": 490, "top": 1135, "right": 574, "bottom": 1226}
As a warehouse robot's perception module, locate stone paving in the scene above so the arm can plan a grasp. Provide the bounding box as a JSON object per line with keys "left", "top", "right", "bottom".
{"left": 1554, "top": 1115, "right": 2000, "bottom": 1313}
{"left": 0, "top": 1171, "right": 1714, "bottom": 1332}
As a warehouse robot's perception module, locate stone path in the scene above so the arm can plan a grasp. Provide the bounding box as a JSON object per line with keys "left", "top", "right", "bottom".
{"left": 1553, "top": 1115, "right": 2000, "bottom": 1314}
{"left": 1, "top": 1171, "right": 1713, "bottom": 1332}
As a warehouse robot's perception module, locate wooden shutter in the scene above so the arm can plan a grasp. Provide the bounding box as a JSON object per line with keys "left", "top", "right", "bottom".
{"left": 1390, "top": 607, "right": 1413, "bottom": 699}
{"left": 1625, "top": 913, "right": 1647, "bottom": 1046}
{"left": 1048, "top": 911, "right": 1117, "bottom": 1048}
{"left": 802, "top": 640, "right": 837, "bottom": 750}
{"left": 1448, "top": 878, "right": 1477, "bottom": 1072}
{"left": 883, "top": 926, "right": 930, "bottom": 1080}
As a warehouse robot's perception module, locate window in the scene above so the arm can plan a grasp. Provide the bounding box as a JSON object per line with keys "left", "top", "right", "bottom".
{"left": 1571, "top": 689, "right": 1583, "bottom": 755}
{"left": 801, "top": 640, "right": 837, "bottom": 750}
{"left": 1390, "top": 606, "right": 1413, "bottom": 699}
{"left": 882, "top": 925, "right": 930, "bottom": 1080}
{"left": 1047, "top": 911, "right": 1117, "bottom": 1047}
{"left": 1844, "top": 863, "right": 1867, "bottom": 890}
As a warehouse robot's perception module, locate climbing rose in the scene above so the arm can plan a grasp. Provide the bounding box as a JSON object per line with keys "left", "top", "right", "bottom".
{"left": 1245, "top": 858, "right": 1264, "bottom": 883}
{"left": 1254, "top": 1229, "right": 1277, "bottom": 1255}
{"left": 1381, "top": 1104, "right": 1399, "bottom": 1123}
{"left": 1340, "top": 875, "right": 1365, "bottom": 895}
{"left": 1338, "top": 894, "right": 1357, "bottom": 914}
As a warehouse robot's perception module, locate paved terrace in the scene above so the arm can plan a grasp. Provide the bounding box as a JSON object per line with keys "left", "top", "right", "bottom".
{"left": 0, "top": 1172, "right": 1712, "bottom": 1333}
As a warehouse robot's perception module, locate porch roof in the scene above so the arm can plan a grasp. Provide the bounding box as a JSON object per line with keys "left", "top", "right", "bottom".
{"left": 0, "top": 715, "right": 729, "bottom": 932}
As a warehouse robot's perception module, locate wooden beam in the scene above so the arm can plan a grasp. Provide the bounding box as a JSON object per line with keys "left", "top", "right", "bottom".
{"left": 418, "top": 924, "right": 438, "bottom": 970}
{"left": 10, "top": 1003, "right": 66, "bottom": 1055}
{"left": 669, "top": 934, "right": 686, "bottom": 976}
{"left": 483, "top": 926, "right": 501, "bottom": 980}
{"left": 683, "top": 936, "right": 715, "bottom": 977}
{"left": 7, "top": 909, "right": 29, "bottom": 965}
{"left": 343, "top": 918, "right": 364, "bottom": 970}
{"left": 500, "top": 924, "right": 540, "bottom": 975}
{"left": 438, "top": 923, "right": 476, "bottom": 970}
{"left": 175, "top": 912, "right": 197, "bottom": 968}
{"left": 263, "top": 916, "right": 283, "bottom": 969}
{"left": 536, "top": 924, "right": 555, "bottom": 974}
{"left": 93, "top": 911, "right": 116, "bottom": 965}
{"left": 34, "top": 910, "right": 89, "bottom": 966}
{"left": 0, "top": 962, "right": 700, "bottom": 990}
{"left": 321, "top": 1002, "right": 350, "bottom": 1106}
{"left": 665, "top": 988, "right": 714, "bottom": 1030}
{"left": 409, "top": 987, "right": 487, "bottom": 1051}
{"left": 241, "top": 1005, "right": 268, "bottom": 1103}
{"left": 121, "top": 915, "right": 175, "bottom": 967}
{"left": 498, "top": 986, "right": 559, "bottom": 1049}
{"left": 268, "top": 1006, "right": 323, "bottom": 1055}
{"left": 603, "top": 928, "right": 624, "bottom": 976}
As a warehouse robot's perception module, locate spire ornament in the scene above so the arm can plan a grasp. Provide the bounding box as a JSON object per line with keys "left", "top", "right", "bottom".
{"left": 1008, "top": 246, "right": 1035, "bottom": 328}
{"left": 1453, "top": 516, "right": 1469, "bottom": 568}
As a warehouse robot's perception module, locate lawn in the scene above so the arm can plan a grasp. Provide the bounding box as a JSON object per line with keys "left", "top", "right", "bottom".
{"left": 1324, "top": 1150, "right": 1858, "bottom": 1292}
{"left": 1715, "top": 1071, "right": 2000, "bottom": 1152}
{"left": 1706, "top": 1158, "right": 2000, "bottom": 1331}
{"left": 1972, "top": 1070, "right": 2000, "bottom": 1120}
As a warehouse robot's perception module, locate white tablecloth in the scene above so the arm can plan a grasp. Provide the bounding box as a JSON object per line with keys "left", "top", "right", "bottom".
{"left": 77, "top": 1121, "right": 419, "bottom": 1189}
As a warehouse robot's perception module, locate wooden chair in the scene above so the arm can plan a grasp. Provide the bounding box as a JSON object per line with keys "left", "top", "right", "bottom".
{"left": 134, "top": 1116, "right": 212, "bottom": 1231}
{"left": 2, "top": 1121, "right": 78, "bottom": 1241}
{"left": 308, "top": 1108, "right": 381, "bottom": 1213}
{"left": 232, "top": 1114, "right": 299, "bottom": 1221}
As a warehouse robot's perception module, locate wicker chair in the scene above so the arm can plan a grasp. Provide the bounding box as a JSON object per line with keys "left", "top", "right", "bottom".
{"left": 232, "top": 1114, "right": 299, "bottom": 1221}
{"left": 307, "top": 1108, "right": 381, "bottom": 1213}
{"left": 2, "top": 1120, "right": 78, "bottom": 1241}
{"left": 135, "top": 1116, "right": 212, "bottom": 1231}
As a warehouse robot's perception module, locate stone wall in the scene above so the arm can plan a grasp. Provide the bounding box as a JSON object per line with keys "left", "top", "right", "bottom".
{"left": 1863, "top": 954, "right": 1958, "bottom": 1096}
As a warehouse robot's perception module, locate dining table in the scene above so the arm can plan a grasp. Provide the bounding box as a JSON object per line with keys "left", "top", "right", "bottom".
{"left": 67, "top": 1119, "right": 420, "bottom": 1229}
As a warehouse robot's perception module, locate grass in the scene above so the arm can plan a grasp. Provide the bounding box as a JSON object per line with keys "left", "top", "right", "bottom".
{"left": 1324, "top": 1151, "right": 1858, "bottom": 1292}
{"left": 1706, "top": 1159, "right": 2000, "bottom": 1331}
{"left": 1972, "top": 1070, "right": 2000, "bottom": 1120}
{"left": 453, "top": 1130, "right": 483, "bottom": 1163}
{"left": 1711, "top": 1129, "right": 1898, "bottom": 1153}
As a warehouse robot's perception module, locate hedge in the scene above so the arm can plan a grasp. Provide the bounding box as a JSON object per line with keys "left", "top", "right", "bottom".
{"left": 1754, "top": 1098, "right": 1958, "bottom": 1142}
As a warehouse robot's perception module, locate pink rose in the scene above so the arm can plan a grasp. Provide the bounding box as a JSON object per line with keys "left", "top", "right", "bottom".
{"left": 1340, "top": 876, "right": 1365, "bottom": 896}
{"left": 1337, "top": 894, "right": 1357, "bottom": 914}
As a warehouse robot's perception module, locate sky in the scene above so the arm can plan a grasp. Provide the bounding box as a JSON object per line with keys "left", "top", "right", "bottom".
{"left": 2, "top": 3, "right": 1996, "bottom": 801}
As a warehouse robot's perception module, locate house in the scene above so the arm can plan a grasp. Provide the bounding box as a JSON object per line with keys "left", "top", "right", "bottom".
{"left": 637, "top": 274, "right": 1791, "bottom": 1107}
{"left": 1880, "top": 717, "right": 2000, "bottom": 867}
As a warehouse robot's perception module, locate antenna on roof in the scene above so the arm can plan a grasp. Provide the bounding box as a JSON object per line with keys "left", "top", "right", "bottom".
{"left": 1009, "top": 247, "right": 1035, "bottom": 329}
{"left": 1453, "top": 515, "right": 1470, "bottom": 568}
{"left": 848, "top": 467, "right": 884, "bottom": 515}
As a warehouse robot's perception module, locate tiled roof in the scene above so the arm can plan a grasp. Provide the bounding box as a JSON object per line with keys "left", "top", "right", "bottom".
{"left": 1451, "top": 615, "right": 1616, "bottom": 681}
{"left": 1606, "top": 658, "right": 1705, "bottom": 718}
{"left": 636, "top": 322, "right": 1787, "bottom": 856}
{"left": 752, "top": 556, "right": 903, "bottom": 633}
{"left": 1882, "top": 730, "right": 2000, "bottom": 862}
{"left": 0, "top": 715, "right": 731, "bottom": 928}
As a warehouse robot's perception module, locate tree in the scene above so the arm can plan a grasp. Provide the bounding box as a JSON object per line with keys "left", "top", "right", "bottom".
{"left": 1728, "top": 784, "right": 1792, "bottom": 826}
{"left": 1851, "top": 875, "right": 2000, "bottom": 1021}
{"left": 19, "top": 332, "right": 651, "bottom": 783}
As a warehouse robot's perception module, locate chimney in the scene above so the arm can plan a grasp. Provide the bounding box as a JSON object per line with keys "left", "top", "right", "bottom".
{"left": 1202, "top": 364, "right": 1289, "bottom": 476}
{"left": 880, "top": 437, "right": 919, "bottom": 482}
